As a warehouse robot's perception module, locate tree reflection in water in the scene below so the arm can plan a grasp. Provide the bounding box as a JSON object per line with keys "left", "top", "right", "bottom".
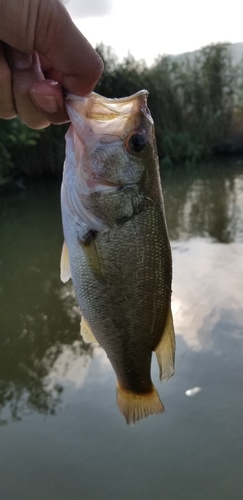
{"left": 0, "top": 196, "right": 94, "bottom": 424}
{"left": 163, "top": 158, "right": 243, "bottom": 243}
{"left": 0, "top": 284, "right": 93, "bottom": 423}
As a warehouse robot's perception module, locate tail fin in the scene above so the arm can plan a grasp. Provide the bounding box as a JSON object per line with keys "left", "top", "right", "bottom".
{"left": 116, "top": 383, "right": 164, "bottom": 425}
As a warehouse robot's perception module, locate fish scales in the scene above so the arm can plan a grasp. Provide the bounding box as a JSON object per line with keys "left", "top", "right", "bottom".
{"left": 71, "top": 206, "right": 171, "bottom": 391}
{"left": 61, "top": 90, "right": 175, "bottom": 424}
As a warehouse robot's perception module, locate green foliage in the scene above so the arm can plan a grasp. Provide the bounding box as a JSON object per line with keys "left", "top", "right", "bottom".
{"left": 96, "top": 43, "right": 147, "bottom": 97}
{"left": 0, "top": 118, "right": 41, "bottom": 186}
{"left": 97, "top": 42, "right": 241, "bottom": 163}
{"left": 14, "top": 123, "right": 67, "bottom": 178}
{"left": 0, "top": 118, "right": 67, "bottom": 187}
{"left": 0, "top": 42, "right": 243, "bottom": 188}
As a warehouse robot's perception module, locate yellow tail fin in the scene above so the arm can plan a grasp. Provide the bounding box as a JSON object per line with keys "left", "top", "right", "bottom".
{"left": 116, "top": 383, "right": 164, "bottom": 425}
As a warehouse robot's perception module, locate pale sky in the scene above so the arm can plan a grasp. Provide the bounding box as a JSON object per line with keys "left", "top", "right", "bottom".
{"left": 65, "top": 0, "right": 243, "bottom": 65}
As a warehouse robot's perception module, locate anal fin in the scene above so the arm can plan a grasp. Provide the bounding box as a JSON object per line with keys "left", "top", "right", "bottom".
{"left": 80, "top": 316, "right": 98, "bottom": 344}
{"left": 155, "top": 307, "right": 175, "bottom": 382}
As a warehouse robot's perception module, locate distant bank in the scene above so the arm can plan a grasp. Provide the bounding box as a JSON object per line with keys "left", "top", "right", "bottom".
{"left": 1, "top": 42, "right": 243, "bottom": 191}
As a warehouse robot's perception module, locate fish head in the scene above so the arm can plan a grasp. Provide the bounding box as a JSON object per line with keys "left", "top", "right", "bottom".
{"left": 65, "top": 90, "right": 156, "bottom": 195}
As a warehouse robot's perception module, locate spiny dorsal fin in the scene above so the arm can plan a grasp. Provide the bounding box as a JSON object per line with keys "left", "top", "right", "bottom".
{"left": 60, "top": 241, "right": 71, "bottom": 283}
{"left": 155, "top": 307, "right": 175, "bottom": 382}
{"left": 116, "top": 382, "right": 164, "bottom": 425}
{"left": 80, "top": 316, "right": 98, "bottom": 344}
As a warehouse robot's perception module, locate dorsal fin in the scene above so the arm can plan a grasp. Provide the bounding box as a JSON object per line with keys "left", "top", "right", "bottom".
{"left": 155, "top": 307, "right": 175, "bottom": 382}
{"left": 60, "top": 241, "right": 71, "bottom": 283}
{"left": 80, "top": 316, "right": 98, "bottom": 344}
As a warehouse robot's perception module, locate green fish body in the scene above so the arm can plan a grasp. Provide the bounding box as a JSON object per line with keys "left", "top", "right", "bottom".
{"left": 61, "top": 91, "right": 175, "bottom": 424}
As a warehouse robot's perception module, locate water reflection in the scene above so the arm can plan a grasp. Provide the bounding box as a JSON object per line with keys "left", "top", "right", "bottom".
{"left": 163, "top": 158, "right": 243, "bottom": 242}
{"left": 0, "top": 160, "right": 243, "bottom": 423}
{"left": 0, "top": 183, "right": 93, "bottom": 423}
{"left": 0, "top": 281, "right": 93, "bottom": 423}
{"left": 171, "top": 239, "right": 243, "bottom": 351}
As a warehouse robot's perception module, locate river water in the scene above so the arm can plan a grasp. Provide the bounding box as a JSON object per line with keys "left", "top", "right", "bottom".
{"left": 0, "top": 159, "right": 242, "bottom": 500}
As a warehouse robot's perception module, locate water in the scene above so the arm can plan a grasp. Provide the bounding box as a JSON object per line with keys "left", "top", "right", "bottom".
{"left": 0, "top": 160, "right": 242, "bottom": 500}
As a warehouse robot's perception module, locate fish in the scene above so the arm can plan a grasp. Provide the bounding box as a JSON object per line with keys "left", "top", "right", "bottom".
{"left": 60, "top": 90, "right": 175, "bottom": 424}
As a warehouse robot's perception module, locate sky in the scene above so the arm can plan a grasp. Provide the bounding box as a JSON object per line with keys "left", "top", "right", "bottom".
{"left": 64, "top": 0, "right": 243, "bottom": 65}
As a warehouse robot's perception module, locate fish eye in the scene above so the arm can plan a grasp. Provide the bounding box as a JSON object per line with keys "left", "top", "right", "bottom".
{"left": 126, "top": 133, "right": 147, "bottom": 154}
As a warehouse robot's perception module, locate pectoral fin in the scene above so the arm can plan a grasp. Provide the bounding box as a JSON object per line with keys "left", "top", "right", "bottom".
{"left": 60, "top": 241, "right": 71, "bottom": 283}
{"left": 155, "top": 307, "right": 175, "bottom": 382}
{"left": 80, "top": 316, "right": 98, "bottom": 344}
{"left": 79, "top": 232, "right": 102, "bottom": 278}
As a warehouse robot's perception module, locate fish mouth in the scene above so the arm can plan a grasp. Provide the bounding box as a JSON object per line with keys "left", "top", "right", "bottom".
{"left": 65, "top": 90, "right": 152, "bottom": 139}
{"left": 66, "top": 90, "right": 149, "bottom": 117}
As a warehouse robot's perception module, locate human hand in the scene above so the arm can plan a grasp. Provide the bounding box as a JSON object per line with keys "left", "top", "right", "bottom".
{"left": 0, "top": 0, "right": 103, "bottom": 128}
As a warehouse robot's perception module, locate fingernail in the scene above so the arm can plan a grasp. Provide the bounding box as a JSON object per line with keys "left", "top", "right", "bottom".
{"left": 31, "top": 92, "right": 58, "bottom": 113}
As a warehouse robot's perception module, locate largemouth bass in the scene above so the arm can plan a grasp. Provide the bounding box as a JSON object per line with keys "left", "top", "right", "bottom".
{"left": 60, "top": 90, "right": 175, "bottom": 424}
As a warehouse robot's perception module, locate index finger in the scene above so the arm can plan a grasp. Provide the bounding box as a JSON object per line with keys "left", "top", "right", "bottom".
{"left": 34, "top": 0, "right": 103, "bottom": 95}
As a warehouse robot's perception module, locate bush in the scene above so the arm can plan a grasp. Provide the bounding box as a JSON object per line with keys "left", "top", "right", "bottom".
{"left": 1, "top": 42, "right": 243, "bottom": 187}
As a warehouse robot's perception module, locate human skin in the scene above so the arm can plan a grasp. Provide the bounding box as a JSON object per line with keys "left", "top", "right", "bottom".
{"left": 0, "top": 0, "right": 103, "bottom": 128}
